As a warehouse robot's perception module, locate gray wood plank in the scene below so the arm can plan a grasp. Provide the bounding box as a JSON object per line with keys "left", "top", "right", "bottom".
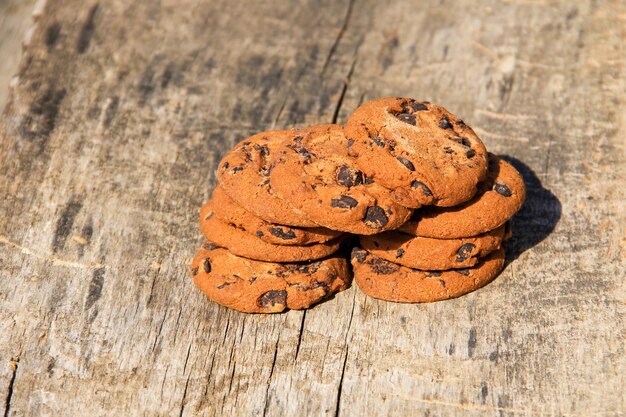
{"left": 0, "top": 0, "right": 39, "bottom": 110}
{"left": 0, "top": 0, "right": 624, "bottom": 416}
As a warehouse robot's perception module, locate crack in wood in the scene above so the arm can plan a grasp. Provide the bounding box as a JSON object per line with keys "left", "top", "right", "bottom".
{"left": 332, "top": 291, "right": 357, "bottom": 417}
{"left": 151, "top": 311, "right": 168, "bottom": 352}
{"left": 294, "top": 310, "right": 306, "bottom": 361}
{"left": 227, "top": 362, "right": 237, "bottom": 395}
{"left": 262, "top": 337, "right": 280, "bottom": 417}
{"left": 3, "top": 359, "right": 19, "bottom": 417}
{"left": 333, "top": 348, "right": 349, "bottom": 417}
{"left": 182, "top": 343, "right": 192, "bottom": 374}
{"left": 322, "top": 0, "right": 356, "bottom": 74}
{"left": 178, "top": 375, "right": 191, "bottom": 417}
{"left": 331, "top": 56, "right": 357, "bottom": 124}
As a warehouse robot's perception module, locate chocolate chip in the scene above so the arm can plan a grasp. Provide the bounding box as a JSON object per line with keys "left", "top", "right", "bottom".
{"left": 261, "top": 164, "right": 274, "bottom": 177}
{"left": 456, "top": 243, "right": 476, "bottom": 262}
{"left": 232, "top": 166, "right": 244, "bottom": 173}
{"left": 370, "top": 258, "right": 400, "bottom": 274}
{"left": 202, "top": 242, "right": 219, "bottom": 250}
{"left": 456, "top": 268, "right": 470, "bottom": 276}
{"left": 439, "top": 116, "right": 453, "bottom": 129}
{"left": 191, "top": 266, "right": 199, "bottom": 276}
{"left": 466, "top": 149, "right": 476, "bottom": 158}
{"left": 202, "top": 258, "right": 211, "bottom": 273}
{"left": 282, "top": 261, "right": 321, "bottom": 275}
{"left": 287, "top": 143, "right": 313, "bottom": 162}
{"left": 427, "top": 271, "right": 443, "bottom": 277}
{"left": 351, "top": 247, "right": 369, "bottom": 263}
{"left": 370, "top": 136, "right": 385, "bottom": 147}
{"left": 456, "top": 120, "right": 466, "bottom": 128}
{"left": 494, "top": 182, "right": 512, "bottom": 197}
{"left": 269, "top": 227, "right": 296, "bottom": 240}
{"left": 311, "top": 280, "right": 331, "bottom": 295}
{"left": 396, "top": 156, "right": 415, "bottom": 171}
{"left": 336, "top": 165, "right": 364, "bottom": 187}
{"left": 331, "top": 195, "right": 359, "bottom": 208}
{"left": 450, "top": 136, "right": 472, "bottom": 147}
{"left": 408, "top": 101, "right": 428, "bottom": 112}
{"left": 444, "top": 147, "right": 455, "bottom": 154}
{"left": 347, "top": 138, "right": 355, "bottom": 148}
{"left": 293, "top": 135, "right": 303, "bottom": 142}
{"left": 363, "top": 174, "right": 374, "bottom": 184}
{"left": 395, "top": 112, "right": 416, "bottom": 125}
{"left": 258, "top": 290, "right": 287, "bottom": 308}
{"left": 249, "top": 275, "right": 257, "bottom": 284}
{"left": 222, "top": 162, "right": 229, "bottom": 169}
{"left": 411, "top": 181, "right": 433, "bottom": 196}
{"left": 256, "top": 231, "right": 264, "bottom": 237}
{"left": 297, "top": 147, "right": 312, "bottom": 161}
{"left": 396, "top": 248, "right": 405, "bottom": 258}
{"left": 217, "top": 281, "right": 234, "bottom": 289}
{"left": 363, "top": 205, "right": 389, "bottom": 228}
{"left": 253, "top": 144, "right": 270, "bottom": 156}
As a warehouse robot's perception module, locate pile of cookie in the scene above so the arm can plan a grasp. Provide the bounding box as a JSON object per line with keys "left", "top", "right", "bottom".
{"left": 191, "top": 97, "right": 525, "bottom": 313}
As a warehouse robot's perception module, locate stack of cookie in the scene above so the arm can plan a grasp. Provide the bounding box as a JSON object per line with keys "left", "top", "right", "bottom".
{"left": 351, "top": 155, "right": 525, "bottom": 303}
{"left": 191, "top": 97, "right": 525, "bottom": 312}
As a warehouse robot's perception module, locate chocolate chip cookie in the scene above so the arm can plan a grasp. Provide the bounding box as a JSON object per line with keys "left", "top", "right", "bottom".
{"left": 200, "top": 202, "right": 342, "bottom": 262}
{"left": 399, "top": 154, "right": 525, "bottom": 238}
{"left": 216, "top": 130, "right": 318, "bottom": 227}
{"left": 359, "top": 225, "right": 505, "bottom": 270}
{"left": 207, "top": 186, "right": 342, "bottom": 245}
{"left": 351, "top": 247, "right": 505, "bottom": 303}
{"left": 269, "top": 124, "right": 413, "bottom": 234}
{"left": 191, "top": 244, "right": 351, "bottom": 313}
{"left": 345, "top": 97, "right": 488, "bottom": 208}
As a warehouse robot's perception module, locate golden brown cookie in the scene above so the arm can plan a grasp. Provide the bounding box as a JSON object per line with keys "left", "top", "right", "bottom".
{"left": 216, "top": 130, "right": 318, "bottom": 227}
{"left": 207, "top": 186, "right": 342, "bottom": 245}
{"left": 351, "top": 247, "right": 505, "bottom": 303}
{"left": 399, "top": 154, "right": 526, "bottom": 238}
{"left": 200, "top": 203, "right": 342, "bottom": 262}
{"left": 359, "top": 225, "right": 505, "bottom": 270}
{"left": 345, "top": 97, "right": 488, "bottom": 208}
{"left": 191, "top": 244, "right": 351, "bottom": 313}
{"left": 269, "top": 124, "right": 413, "bottom": 234}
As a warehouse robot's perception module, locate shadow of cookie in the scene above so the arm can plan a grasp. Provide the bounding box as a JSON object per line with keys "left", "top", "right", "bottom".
{"left": 499, "top": 155, "right": 562, "bottom": 264}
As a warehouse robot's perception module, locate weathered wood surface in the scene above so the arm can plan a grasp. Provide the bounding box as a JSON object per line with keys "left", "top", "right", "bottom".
{"left": 0, "top": 0, "right": 624, "bottom": 416}
{"left": 0, "top": 0, "right": 39, "bottom": 110}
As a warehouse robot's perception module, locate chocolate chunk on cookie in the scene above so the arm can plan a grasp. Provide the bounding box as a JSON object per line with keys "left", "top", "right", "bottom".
{"left": 207, "top": 186, "right": 342, "bottom": 246}
{"left": 200, "top": 203, "right": 343, "bottom": 262}
{"left": 345, "top": 98, "right": 489, "bottom": 208}
{"left": 360, "top": 225, "right": 505, "bottom": 270}
{"left": 399, "top": 154, "right": 526, "bottom": 238}
{"left": 268, "top": 124, "right": 413, "bottom": 234}
{"left": 216, "top": 130, "right": 318, "bottom": 227}
{"left": 191, "top": 245, "right": 351, "bottom": 313}
{"left": 351, "top": 248, "right": 505, "bottom": 303}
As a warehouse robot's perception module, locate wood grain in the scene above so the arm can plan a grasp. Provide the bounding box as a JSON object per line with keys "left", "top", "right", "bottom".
{"left": 1, "top": 0, "right": 624, "bottom": 416}
{"left": 0, "top": 0, "right": 39, "bottom": 110}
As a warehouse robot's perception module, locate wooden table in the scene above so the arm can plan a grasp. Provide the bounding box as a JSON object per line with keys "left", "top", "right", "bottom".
{"left": 1, "top": 0, "right": 624, "bottom": 415}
